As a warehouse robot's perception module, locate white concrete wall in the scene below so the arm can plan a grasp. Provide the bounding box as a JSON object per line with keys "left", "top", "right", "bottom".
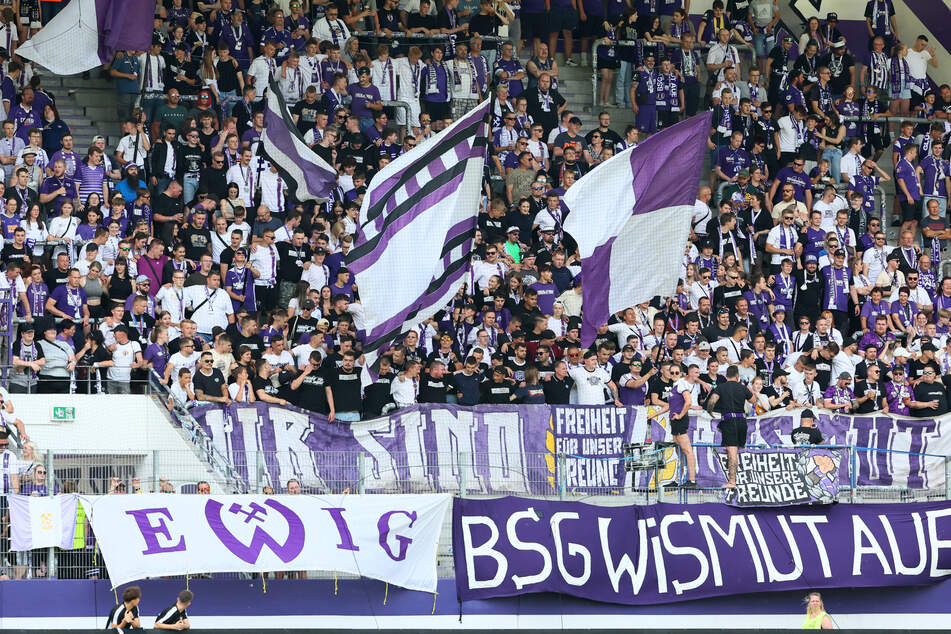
{"left": 12, "top": 394, "right": 216, "bottom": 493}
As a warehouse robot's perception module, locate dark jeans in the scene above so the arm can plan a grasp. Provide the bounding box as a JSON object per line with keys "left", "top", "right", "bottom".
{"left": 36, "top": 377, "right": 69, "bottom": 393}
{"left": 684, "top": 82, "right": 700, "bottom": 117}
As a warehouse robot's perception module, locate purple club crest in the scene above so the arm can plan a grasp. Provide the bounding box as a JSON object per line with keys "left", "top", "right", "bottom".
{"left": 204, "top": 498, "right": 306, "bottom": 564}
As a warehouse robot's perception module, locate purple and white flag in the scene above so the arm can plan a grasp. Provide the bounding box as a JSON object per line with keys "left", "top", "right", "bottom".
{"left": 17, "top": 0, "right": 153, "bottom": 75}
{"left": 9, "top": 494, "right": 78, "bottom": 551}
{"left": 562, "top": 113, "right": 711, "bottom": 345}
{"left": 259, "top": 78, "right": 338, "bottom": 202}
{"left": 347, "top": 98, "right": 491, "bottom": 362}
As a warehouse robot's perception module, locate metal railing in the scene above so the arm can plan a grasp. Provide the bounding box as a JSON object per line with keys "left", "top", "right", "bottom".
{"left": 1, "top": 443, "right": 947, "bottom": 580}
{"left": 592, "top": 41, "right": 756, "bottom": 114}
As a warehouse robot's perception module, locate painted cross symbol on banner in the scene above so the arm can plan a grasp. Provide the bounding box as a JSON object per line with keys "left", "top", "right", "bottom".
{"left": 230, "top": 502, "right": 267, "bottom": 523}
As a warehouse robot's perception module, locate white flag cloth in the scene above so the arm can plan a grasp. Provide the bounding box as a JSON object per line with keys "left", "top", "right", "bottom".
{"left": 81, "top": 493, "right": 450, "bottom": 591}
{"left": 562, "top": 113, "right": 711, "bottom": 344}
{"left": 9, "top": 494, "right": 78, "bottom": 551}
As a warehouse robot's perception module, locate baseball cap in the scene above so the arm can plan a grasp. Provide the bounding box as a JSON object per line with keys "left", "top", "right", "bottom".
{"left": 893, "top": 347, "right": 910, "bottom": 357}
{"left": 301, "top": 299, "right": 316, "bottom": 310}
{"left": 506, "top": 226, "right": 520, "bottom": 234}
{"left": 622, "top": 344, "right": 635, "bottom": 352}
{"left": 800, "top": 408, "right": 816, "bottom": 420}
{"left": 804, "top": 254, "right": 818, "bottom": 264}
{"left": 357, "top": 66, "right": 370, "bottom": 75}
{"left": 317, "top": 318, "right": 330, "bottom": 327}
{"left": 773, "top": 304, "right": 786, "bottom": 313}
{"left": 737, "top": 168, "right": 750, "bottom": 178}
{"left": 568, "top": 116, "right": 582, "bottom": 126}
{"left": 21, "top": 149, "right": 36, "bottom": 157}
{"left": 837, "top": 372, "right": 851, "bottom": 380}
{"left": 135, "top": 274, "right": 150, "bottom": 284}
{"left": 697, "top": 341, "right": 711, "bottom": 350}
{"left": 313, "top": 247, "right": 328, "bottom": 256}
{"left": 20, "top": 321, "right": 34, "bottom": 333}
{"left": 834, "top": 249, "right": 846, "bottom": 257}
{"left": 827, "top": 12, "right": 838, "bottom": 20}
{"left": 831, "top": 39, "right": 845, "bottom": 49}
{"left": 92, "top": 134, "right": 106, "bottom": 143}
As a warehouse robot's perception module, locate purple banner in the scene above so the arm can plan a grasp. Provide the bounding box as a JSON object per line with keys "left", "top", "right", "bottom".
{"left": 646, "top": 409, "right": 948, "bottom": 491}
{"left": 453, "top": 497, "right": 951, "bottom": 605}
{"left": 188, "top": 404, "right": 639, "bottom": 494}
{"left": 716, "top": 448, "right": 843, "bottom": 507}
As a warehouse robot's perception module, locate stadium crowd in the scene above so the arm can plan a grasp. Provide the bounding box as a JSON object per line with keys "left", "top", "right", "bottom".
{"left": 0, "top": 0, "right": 943, "bottom": 427}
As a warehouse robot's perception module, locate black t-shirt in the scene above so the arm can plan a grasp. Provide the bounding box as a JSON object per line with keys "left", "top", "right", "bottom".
{"left": 913, "top": 381, "right": 949, "bottom": 417}
{"left": 327, "top": 366, "right": 362, "bottom": 412}
{"left": 121, "top": 312, "right": 156, "bottom": 345}
{"left": 216, "top": 57, "right": 242, "bottom": 92}
{"left": 712, "top": 380, "right": 752, "bottom": 414}
{"left": 164, "top": 56, "right": 201, "bottom": 95}
{"left": 790, "top": 425, "right": 823, "bottom": 445}
{"left": 44, "top": 266, "right": 70, "bottom": 292}
{"left": 506, "top": 358, "right": 530, "bottom": 384}
{"left": 363, "top": 370, "right": 394, "bottom": 416}
{"left": 291, "top": 98, "right": 323, "bottom": 134}
{"left": 106, "top": 603, "right": 141, "bottom": 629}
{"left": 908, "top": 359, "right": 941, "bottom": 382}
{"left": 153, "top": 192, "right": 183, "bottom": 226}
{"left": 232, "top": 332, "right": 266, "bottom": 357}
{"left": 180, "top": 226, "right": 211, "bottom": 261}
{"left": 648, "top": 376, "right": 673, "bottom": 404}
{"left": 180, "top": 144, "right": 205, "bottom": 176}
{"left": 193, "top": 367, "right": 226, "bottom": 399}
{"left": 288, "top": 315, "right": 319, "bottom": 345}
{"left": 292, "top": 366, "right": 329, "bottom": 414}
{"left": 1, "top": 242, "right": 29, "bottom": 267}
{"left": 763, "top": 384, "right": 792, "bottom": 408}
{"left": 468, "top": 12, "right": 501, "bottom": 36}
{"left": 277, "top": 242, "right": 311, "bottom": 284}
{"left": 418, "top": 375, "right": 452, "bottom": 403}
{"left": 252, "top": 374, "right": 281, "bottom": 400}
{"left": 853, "top": 379, "right": 885, "bottom": 413}
{"left": 480, "top": 379, "right": 515, "bottom": 404}
{"left": 543, "top": 375, "right": 573, "bottom": 404}
{"left": 155, "top": 603, "right": 188, "bottom": 628}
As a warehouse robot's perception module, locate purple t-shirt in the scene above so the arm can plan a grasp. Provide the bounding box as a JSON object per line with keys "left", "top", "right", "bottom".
{"left": 860, "top": 299, "right": 890, "bottom": 326}
{"left": 9, "top": 105, "right": 40, "bottom": 143}
{"left": 50, "top": 150, "right": 82, "bottom": 178}
{"left": 347, "top": 82, "right": 382, "bottom": 117}
{"left": 890, "top": 299, "right": 918, "bottom": 329}
{"left": 774, "top": 166, "right": 810, "bottom": 202}
{"left": 895, "top": 158, "right": 921, "bottom": 202}
{"left": 144, "top": 342, "right": 169, "bottom": 378}
{"left": 716, "top": 147, "right": 750, "bottom": 179}
{"left": 39, "top": 176, "right": 79, "bottom": 212}
{"left": 49, "top": 284, "right": 87, "bottom": 319}
{"left": 529, "top": 281, "right": 558, "bottom": 315}
{"left": 225, "top": 266, "right": 257, "bottom": 311}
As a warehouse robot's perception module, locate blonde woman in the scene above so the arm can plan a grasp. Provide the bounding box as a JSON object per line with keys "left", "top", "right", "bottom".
{"left": 802, "top": 592, "right": 833, "bottom": 629}
{"left": 200, "top": 48, "right": 222, "bottom": 105}
{"left": 546, "top": 301, "right": 569, "bottom": 339}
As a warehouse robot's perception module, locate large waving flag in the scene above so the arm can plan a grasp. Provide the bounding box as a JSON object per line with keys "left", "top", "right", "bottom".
{"left": 17, "top": 0, "right": 153, "bottom": 75}
{"left": 9, "top": 494, "right": 79, "bottom": 551}
{"left": 563, "top": 112, "right": 711, "bottom": 346}
{"left": 259, "top": 78, "right": 338, "bottom": 202}
{"left": 347, "top": 99, "right": 491, "bottom": 363}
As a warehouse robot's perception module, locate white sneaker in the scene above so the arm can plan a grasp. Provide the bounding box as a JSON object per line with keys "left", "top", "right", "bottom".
{"left": 565, "top": 57, "right": 579, "bottom": 67}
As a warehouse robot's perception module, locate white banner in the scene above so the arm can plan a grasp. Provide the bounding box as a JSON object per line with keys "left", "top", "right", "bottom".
{"left": 80, "top": 493, "right": 450, "bottom": 591}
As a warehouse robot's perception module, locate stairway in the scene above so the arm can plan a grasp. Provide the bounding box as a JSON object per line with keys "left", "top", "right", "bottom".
{"left": 37, "top": 71, "right": 123, "bottom": 152}
{"left": 550, "top": 58, "right": 637, "bottom": 131}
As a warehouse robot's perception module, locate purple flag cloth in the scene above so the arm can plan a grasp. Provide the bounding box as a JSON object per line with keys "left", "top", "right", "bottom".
{"left": 259, "top": 79, "right": 338, "bottom": 202}
{"left": 95, "top": 0, "right": 154, "bottom": 65}
{"left": 562, "top": 113, "right": 711, "bottom": 346}
{"left": 17, "top": 0, "right": 153, "bottom": 75}
{"left": 453, "top": 496, "right": 951, "bottom": 605}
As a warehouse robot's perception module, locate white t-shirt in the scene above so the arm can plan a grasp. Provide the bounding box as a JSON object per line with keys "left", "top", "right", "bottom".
{"left": 108, "top": 340, "right": 142, "bottom": 382}
{"left": 168, "top": 351, "right": 198, "bottom": 377}
{"left": 187, "top": 285, "right": 234, "bottom": 334}
{"left": 813, "top": 195, "right": 848, "bottom": 232}
{"left": 568, "top": 366, "right": 611, "bottom": 405}
{"left": 0, "top": 449, "right": 19, "bottom": 494}
{"left": 906, "top": 48, "right": 931, "bottom": 82}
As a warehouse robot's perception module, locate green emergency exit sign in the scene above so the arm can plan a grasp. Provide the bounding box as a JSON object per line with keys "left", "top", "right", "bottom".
{"left": 50, "top": 406, "right": 75, "bottom": 422}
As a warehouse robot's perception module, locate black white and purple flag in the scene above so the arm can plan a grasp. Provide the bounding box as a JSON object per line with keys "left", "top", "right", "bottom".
{"left": 259, "top": 78, "right": 338, "bottom": 202}
{"left": 562, "top": 112, "right": 711, "bottom": 345}
{"left": 347, "top": 98, "right": 491, "bottom": 362}
{"left": 17, "top": 0, "right": 153, "bottom": 75}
